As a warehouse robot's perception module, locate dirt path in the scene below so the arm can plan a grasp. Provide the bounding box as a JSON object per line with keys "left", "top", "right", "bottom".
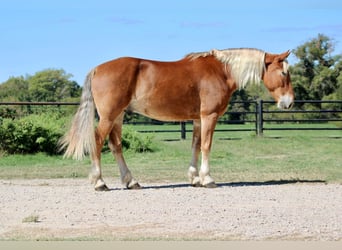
{"left": 0, "top": 179, "right": 341, "bottom": 240}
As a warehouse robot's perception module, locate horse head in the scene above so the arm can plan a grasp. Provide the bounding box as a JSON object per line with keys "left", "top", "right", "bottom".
{"left": 262, "top": 50, "right": 294, "bottom": 109}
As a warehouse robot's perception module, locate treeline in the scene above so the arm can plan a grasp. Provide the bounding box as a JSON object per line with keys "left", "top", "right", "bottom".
{"left": 0, "top": 69, "right": 80, "bottom": 119}
{"left": 0, "top": 69, "right": 80, "bottom": 102}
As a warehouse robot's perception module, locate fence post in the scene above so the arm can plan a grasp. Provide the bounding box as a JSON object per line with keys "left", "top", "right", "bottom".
{"left": 257, "top": 99, "right": 264, "bottom": 136}
{"left": 254, "top": 101, "right": 258, "bottom": 135}
{"left": 181, "top": 122, "right": 186, "bottom": 139}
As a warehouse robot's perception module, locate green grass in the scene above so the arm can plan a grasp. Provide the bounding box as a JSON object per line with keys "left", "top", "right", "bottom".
{"left": 0, "top": 124, "right": 341, "bottom": 184}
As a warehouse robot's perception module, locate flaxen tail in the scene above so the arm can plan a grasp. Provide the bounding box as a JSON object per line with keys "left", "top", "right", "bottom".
{"left": 59, "top": 69, "right": 96, "bottom": 160}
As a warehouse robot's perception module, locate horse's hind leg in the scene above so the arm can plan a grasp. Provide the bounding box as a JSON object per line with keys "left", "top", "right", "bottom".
{"left": 89, "top": 119, "right": 113, "bottom": 191}
{"left": 108, "top": 113, "right": 140, "bottom": 189}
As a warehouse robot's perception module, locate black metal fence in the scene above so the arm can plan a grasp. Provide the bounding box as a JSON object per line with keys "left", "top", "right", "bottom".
{"left": 257, "top": 100, "right": 342, "bottom": 135}
{"left": 1, "top": 100, "right": 341, "bottom": 138}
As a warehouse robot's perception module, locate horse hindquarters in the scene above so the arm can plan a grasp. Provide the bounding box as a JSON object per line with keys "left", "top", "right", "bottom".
{"left": 89, "top": 59, "right": 142, "bottom": 190}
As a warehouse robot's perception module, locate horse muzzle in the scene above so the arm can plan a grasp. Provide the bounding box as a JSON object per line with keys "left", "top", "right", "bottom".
{"left": 277, "top": 94, "right": 294, "bottom": 110}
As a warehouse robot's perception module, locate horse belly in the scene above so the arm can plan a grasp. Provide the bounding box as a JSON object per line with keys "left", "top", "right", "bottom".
{"left": 128, "top": 98, "right": 200, "bottom": 121}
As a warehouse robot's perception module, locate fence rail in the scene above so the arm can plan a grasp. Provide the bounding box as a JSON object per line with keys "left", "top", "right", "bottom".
{"left": 1, "top": 100, "right": 341, "bottom": 138}
{"left": 258, "top": 100, "right": 342, "bottom": 135}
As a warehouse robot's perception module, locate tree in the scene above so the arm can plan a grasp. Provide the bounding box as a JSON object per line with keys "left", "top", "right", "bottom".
{"left": 0, "top": 76, "right": 29, "bottom": 102}
{"left": 225, "top": 89, "right": 252, "bottom": 122}
{"left": 291, "top": 34, "right": 342, "bottom": 103}
{"left": 0, "top": 69, "right": 82, "bottom": 118}
{"left": 322, "top": 59, "right": 342, "bottom": 112}
{"left": 0, "top": 77, "right": 30, "bottom": 118}
{"left": 27, "top": 69, "right": 81, "bottom": 102}
{"left": 0, "top": 69, "right": 81, "bottom": 102}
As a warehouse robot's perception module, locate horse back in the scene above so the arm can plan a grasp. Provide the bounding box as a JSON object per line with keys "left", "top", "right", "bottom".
{"left": 91, "top": 56, "right": 234, "bottom": 121}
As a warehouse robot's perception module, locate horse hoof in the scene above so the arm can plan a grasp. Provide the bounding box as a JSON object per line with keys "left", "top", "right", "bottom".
{"left": 203, "top": 182, "right": 217, "bottom": 188}
{"left": 190, "top": 176, "right": 201, "bottom": 187}
{"left": 127, "top": 182, "right": 141, "bottom": 190}
{"left": 95, "top": 184, "right": 110, "bottom": 191}
{"left": 191, "top": 182, "right": 202, "bottom": 188}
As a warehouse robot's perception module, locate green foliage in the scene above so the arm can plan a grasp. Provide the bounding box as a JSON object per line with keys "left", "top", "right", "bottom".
{"left": 27, "top": 69, "right": 81, "bottom": 102}
{"left": 291, "top": 33, "right": 342, "bottom": 103}
{"left": 0, "top": 69, "right": 81, "bottom": 120}
{"left": 0, "top": 76, "right": 28, "bottom": 102}
{"left": 226, "top": 89, "right": 251, "bottom": 122}
{"left": 0, "top": 107, "right": 17, "bottom": 119}
{"left": 0, "top": 113, "right": 155, "bottom": 155}
{"left": 121, "top": 127, "right": 154, "bottom": 152}
{"left": 0, "top": 69, "right": 81, "bottom": 103}
{"left": 0, "top": 77, "right": 30, "bottom": 118}
{"left": 0, "top": 113, "right": 67, "bottom": 155}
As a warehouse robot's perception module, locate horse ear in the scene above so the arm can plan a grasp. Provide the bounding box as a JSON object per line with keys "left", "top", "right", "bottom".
{"left": 265, "top": 53, "right": 277, "bottom": 65}
{"left": 278, "top": 50, "right": 291, "bottom": 61}
{"left": 265, "top": 50, "right": 290, "bottom": 65}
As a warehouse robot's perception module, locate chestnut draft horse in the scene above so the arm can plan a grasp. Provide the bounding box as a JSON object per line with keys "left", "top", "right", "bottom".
{"left": 60, "top": 48, "right": 294, "bottom": 191}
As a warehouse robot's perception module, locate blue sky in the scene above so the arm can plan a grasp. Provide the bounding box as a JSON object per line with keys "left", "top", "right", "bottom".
{"left": 1, "top": 0, "right": 342, "bottom": 85}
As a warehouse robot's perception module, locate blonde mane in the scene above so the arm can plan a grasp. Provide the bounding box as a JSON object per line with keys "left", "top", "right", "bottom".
{"left": 283, "top": 60, "right": 289, "bottom": 74}
{"left": 186, "top": 48, "right": 266, "bottom": 88}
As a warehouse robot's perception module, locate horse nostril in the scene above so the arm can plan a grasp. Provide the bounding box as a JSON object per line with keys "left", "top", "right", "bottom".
{"left": 283, "top": 102, "right": 294, "bottom": 110}
{"left": 278, "top": 94, "right": 294, "bottom": 110}
{"left": 277, "top": 101, "right": 293, "bottom": 110}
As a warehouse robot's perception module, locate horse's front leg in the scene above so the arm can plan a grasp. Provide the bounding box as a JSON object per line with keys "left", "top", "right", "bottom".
{"left": 199, "top": 113, "right": 218, "bottom": 188}
{"left": 188, "top": 119, "right": 201, "bottom": 186}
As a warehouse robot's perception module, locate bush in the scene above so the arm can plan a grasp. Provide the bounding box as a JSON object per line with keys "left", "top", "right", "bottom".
{"left": 101, "top": 127, "right": 154, "bottom": 153}
{"left": 0, "top": 113, "right": 155, "bottom": 155}
{"left": 0, "top": 113, "right": 67, "bottom": 155}
{"left": 121, "top": 127, "right": 154, "bottom": 152}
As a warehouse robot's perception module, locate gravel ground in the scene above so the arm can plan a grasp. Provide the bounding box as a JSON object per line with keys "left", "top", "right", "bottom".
{"left": 0, "top": 179, "right": 341, "bottom": 240}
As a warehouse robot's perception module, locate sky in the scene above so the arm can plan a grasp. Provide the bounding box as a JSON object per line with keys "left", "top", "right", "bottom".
{"left": 1, "top": 0, "right": 342, "bottom": 85}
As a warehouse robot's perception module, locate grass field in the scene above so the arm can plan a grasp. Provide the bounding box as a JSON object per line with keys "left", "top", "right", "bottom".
{"left": 0, "top": 124, "right": 341, "bottom": 184}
